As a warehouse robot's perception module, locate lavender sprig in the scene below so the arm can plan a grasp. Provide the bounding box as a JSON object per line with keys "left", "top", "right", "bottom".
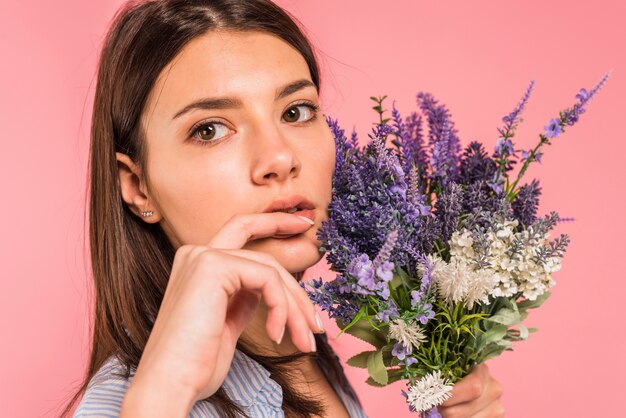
{"left": 506, "top": 71, "right": 611, "bottom": 200}
{"left": 416, "top": 92, "right": 462, "bottom": 194}
{"left": 491, "top": 80, "right": 536, "bottom": 189}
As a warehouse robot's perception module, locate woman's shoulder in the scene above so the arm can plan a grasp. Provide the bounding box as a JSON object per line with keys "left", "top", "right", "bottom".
{"left": 72, "top": 355, "right": 132, "bottom": 417}
{"left": 73, "top": 350, "right": 284, "bottom": 417}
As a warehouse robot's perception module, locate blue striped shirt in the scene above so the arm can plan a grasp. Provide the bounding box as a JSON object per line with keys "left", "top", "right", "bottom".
{"left": 74, "top": 349, "right": 368, "bottom": 417}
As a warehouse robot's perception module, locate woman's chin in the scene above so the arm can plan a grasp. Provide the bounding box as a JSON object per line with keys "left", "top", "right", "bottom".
{"left": 243, "top": 233, "right": 323, "bottom": 275}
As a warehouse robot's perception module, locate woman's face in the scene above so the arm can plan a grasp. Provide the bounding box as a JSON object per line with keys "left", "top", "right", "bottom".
{"left": 125, "top": 30, "right": 335, "bottom": 274}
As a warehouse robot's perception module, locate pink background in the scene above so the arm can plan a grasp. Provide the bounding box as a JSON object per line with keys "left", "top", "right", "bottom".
{"left": 1, "top": 0, "right": 624, "bottom": 417}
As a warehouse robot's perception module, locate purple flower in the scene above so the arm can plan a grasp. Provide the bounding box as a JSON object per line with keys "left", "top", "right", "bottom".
{"left": 376, "top": 261, "right": 395, "bottom": 282}
{"left": 335, "top": 275, "right": 352, "bottom": 294}
{"left": 301, "top": 280, "right": 333, "bottom": 312}
{"left": 500, "top": 80, "right": 535, "bottom": 134}
{"left": 410, "top": 290, "right": 421, "bottom": 308}
{"left": 373, "top": 229, "right": 399, "bottom": 270}
{"left": 416, "top": 302, "right": 435, "bottom": 324}
{"left": 376, "top": 283, "right": 391, "bottom": 300}
{"left": 512, "top": 179, "right": 542, "bottom": 228}
{"left": 370, "top": 121, "right": 395, "bottom": 142}
{"left": 487, "top": 170, "right": 506, "bottom": 194}
{"left": 434, "top": 182, "right": 463, "bottom": 243}
{"left": 565, "top": 71, "right": 611, "bottom": 126}
{"left": 392, "top": 342, "right": 411, "bottom": 360}
{"left": 521, "top": 149, "right": 543, "bottom": 164}
{"left": 372, "top": 133, "right": 408, "bottom": 198}
{"left": 489, "top": 80, "right": 535, "bottom": 178}
{"left": 348, "top": 254, "right": 376, "bottom": 292}
{"left": 575, "top": 88, "right": 591, "bottom": 102}
{"left": 459, "top": 141, "right": 498, "bottom": 186}
{"left": 424, "top": 406, "right": 443, "bottom": 418}
{"left": 544, "top": 118, "right": 563, "bottom": 138}
{"left": 376, "top": 300, "right": 400, "bottom": 322}
{"left": 416, "top": 91, "right": 462, "bottom": 185}
{"left": 392, "top": 102, "right": 429, "bottom": 186}
{"left": 400, "top": 356, "right": 418, "bottom": 366}
{"left": 494, "top": 138, "right": 514, "bottom": 156}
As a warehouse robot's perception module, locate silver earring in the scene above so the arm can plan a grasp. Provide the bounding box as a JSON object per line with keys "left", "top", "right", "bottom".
{"left": 141, "top": 210, "right": 154, "bottom": 217}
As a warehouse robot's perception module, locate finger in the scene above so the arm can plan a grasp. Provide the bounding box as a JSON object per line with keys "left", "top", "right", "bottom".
{"left": 440, "top": 364, "right": 488, "bottom": 407}
{"left": 271, "top": 261, "right": 325, "bottom": 334}
{"left": 225, "top": 249, "right": 324, "bottom": 334}
{"left": 220, "top": 249, "right": 317, "bottom": 351}
{"left": 224, "top": 289, "right": 262, "bottom": 338}
{"left": 469, "top": 400, "right": 505, "bottom": 418}
{"left": 215, "top": 251, "right": 314, "bottom": 352}
{"left": 282, "top": 283, "right": 317, "bottom": 352}
{"left": 208, "top": 212, "right": 315, "bottom": 249}
{"left": 440, "top": 365, "right": 503, "bottom": 418}
{"left": 213, "top": 252, "right": 290, "bottom": 344}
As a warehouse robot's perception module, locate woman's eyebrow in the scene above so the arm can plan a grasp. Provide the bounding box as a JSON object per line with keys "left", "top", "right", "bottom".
{"left": 172, "top": 78, "right": 316, "bottom": 120}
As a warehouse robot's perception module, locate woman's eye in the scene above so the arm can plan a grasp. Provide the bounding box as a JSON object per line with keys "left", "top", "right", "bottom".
{"left": 283, "top": 103, "right": 319, "bottom": 123}
{"left": 190, "top": 121, "right": 231, "bottom": 144}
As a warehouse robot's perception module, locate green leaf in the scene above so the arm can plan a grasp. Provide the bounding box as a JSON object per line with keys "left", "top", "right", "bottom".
{"left": 476, "top": 324, "right": 508, "bottom": 351}
{"left": 367, "top": 349, "right": 388, "bottom": 385}
{"left": 485, "top": 308, "right": 521, "bottom": 326}
{"left": 347, "top": 351, "right": 377, "bottom": 369}
{"left": 517, "top": 291, "right": 552, "bottom": 310}
{"left": 479, "top": 343, "right": 507, "bottom": 362}
{"left": 342, "top": 318, "right": 387, "bottom": 348}
{"left": 336, "top": 309, "right": 364, "bottom": 335}
{"left": 389, "top": 274, "right": 402, "bottom": 290}
{"left": 518, "top": 324, "right": 529, "bottom": 340}
{"left": 485, "top": 324, "right": 508, "bottom": 343}
{"left": 365, "top": 376, "right": 387, "bottom": 387}
{"left": 366, "top": 368, "right": 404, "bottom": 386}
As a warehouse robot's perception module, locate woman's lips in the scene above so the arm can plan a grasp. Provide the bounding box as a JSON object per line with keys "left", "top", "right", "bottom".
{"left": 293, "top": 208, "right": 315, "bottom": 223}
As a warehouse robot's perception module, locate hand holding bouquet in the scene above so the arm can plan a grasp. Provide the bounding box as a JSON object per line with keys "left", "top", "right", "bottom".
{"left": 303, "top": 72, "right": 610, "bottom": 416}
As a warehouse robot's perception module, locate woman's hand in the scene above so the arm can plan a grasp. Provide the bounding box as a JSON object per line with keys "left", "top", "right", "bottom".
{"left": 438, "top": 363, "right": 505, "bottom": 418}
{"left": 120, "top": 212, "right": 324, "bottom": 417}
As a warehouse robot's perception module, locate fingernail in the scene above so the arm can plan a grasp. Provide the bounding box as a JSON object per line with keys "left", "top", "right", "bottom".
{"left": 295, "top": 215, "right": 315, "bottom": 225}
{"left": 276, "top": 326, "right": 285, "bottom": 345}
{"left": 309, "top": 331, "right": 317, "bottom": 352}
{"left": 315, "top": 312, "right": 325, "bottom": 333}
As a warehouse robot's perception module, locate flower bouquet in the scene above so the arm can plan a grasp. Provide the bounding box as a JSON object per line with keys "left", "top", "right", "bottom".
{"left": 302, "top": 72, "right": 610, "bottom": 416}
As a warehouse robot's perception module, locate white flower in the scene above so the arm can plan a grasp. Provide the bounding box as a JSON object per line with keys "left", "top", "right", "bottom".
{"left": 450, "top": 230, "right": 476, "bottom": 259}
{"left": 406, "top": 370, "right": 454, "bottom": 412}
{"left": 468, "top": 219, "right": 562, "bottom": 301}
{"left": 465, "top": 268, "right": 499, "bottom": 309}
{"left": 388, "top": 319, "right": 427, "bottom": 352}
{"left": 490, "top": 271, "right": 518, "bottom": 298}
{"left": 431, "top": 256, "right": 498, "bottom": 309}
{"left": 436, "top": 219, "right": 562, "bottom": 306}
{"left": 431, "top": 257, "right": 469, "bottom": 305}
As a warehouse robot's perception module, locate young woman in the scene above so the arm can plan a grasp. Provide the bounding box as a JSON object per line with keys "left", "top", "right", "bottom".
{"left": 64, "top": 0, "right": 505, "bottom": 417}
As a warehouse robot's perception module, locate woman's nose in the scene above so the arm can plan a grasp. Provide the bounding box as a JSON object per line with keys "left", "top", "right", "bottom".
{"left": 250, "top": 124, "right": 302, "bottom": 185}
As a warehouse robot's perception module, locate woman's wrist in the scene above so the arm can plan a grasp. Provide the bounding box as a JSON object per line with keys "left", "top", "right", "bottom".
{"left": 120, "top": 369, "right": 197, "bottom": 418}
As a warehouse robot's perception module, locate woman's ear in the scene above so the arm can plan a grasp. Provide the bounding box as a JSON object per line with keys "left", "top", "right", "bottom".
{"left": 116, "top": 152, "right": 161, "bottom": 223}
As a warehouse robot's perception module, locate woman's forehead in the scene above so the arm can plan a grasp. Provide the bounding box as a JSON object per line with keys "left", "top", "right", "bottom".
{"left": 144, "top": 30, "right": 313, "bottom": 120}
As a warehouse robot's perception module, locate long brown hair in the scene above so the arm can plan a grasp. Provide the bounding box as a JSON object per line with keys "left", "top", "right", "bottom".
{"left": 61, "top": 0, "right": 361, "bottom": 417}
